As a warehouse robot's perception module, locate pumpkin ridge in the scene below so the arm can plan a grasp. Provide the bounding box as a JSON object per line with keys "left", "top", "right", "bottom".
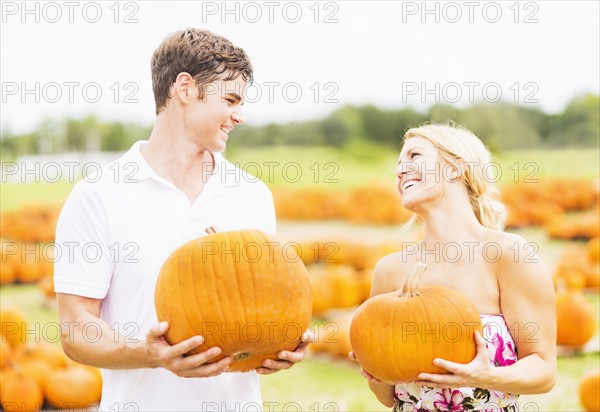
{"left": 189, "top": 241, "right": 206, "bottom": 340}
{"left": 178, "top": 245, "right": 199, "bottom": 345}
{"left": 239, "top": 231, "right": 254, "bottom": 353}
{"left": 439, "top": 288, "right": 480, "bottom": 360}
{"left": 433, "top": 289, "right": 460, "bottom": 363}
{"left": 419, "top": 293, "right": 434, "bottom": 375}
{"left": 243, "top": 230, "right": 257, "bottom": 349}
{"left": 390, "top": 296, "right": 401, "bottom": 381}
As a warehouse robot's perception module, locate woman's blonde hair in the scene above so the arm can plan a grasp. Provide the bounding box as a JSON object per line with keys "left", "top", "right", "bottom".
{"left": 403, "top": 123, "right": 507, "bottom": 230}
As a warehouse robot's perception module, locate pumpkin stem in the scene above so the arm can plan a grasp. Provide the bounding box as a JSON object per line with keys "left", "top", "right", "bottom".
{"left": 205, "top": 226, "right": 217, "bottom": 235}
{"left": 400, "top": 261, "right": 427, "bottom": 297}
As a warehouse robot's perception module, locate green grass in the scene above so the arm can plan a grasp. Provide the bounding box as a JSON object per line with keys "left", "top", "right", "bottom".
{"left": 495, "top": 148, "right": 600, "bottom": 182}
{"left": 521, "top": 352, "right": 600, "bottom": 412}
{"left": 2, "top": 147, "right": 597, "bottom": 212}
{"left": 227, "top": 146, "right": 600, "bottom": 188}
{"left": 0, "top": 181, "right": 73, "bottom": 212}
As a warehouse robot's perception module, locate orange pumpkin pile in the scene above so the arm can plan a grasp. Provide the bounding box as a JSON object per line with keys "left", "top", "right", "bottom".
{"left": 300, "top": 239, "right": 415, "bottom": 316}
{"left": 155, "top": 228, "right": 313, "bottom": 372}
{"left": 271, "top": 178, "right": 600, "bottom": 229}
{"left": 546, "top": 211, "right": 600, "bottom": 241}
{"left": 503, "top": 179, "right": 599, "bottom": 229}
{"left": 273, "top": 185, "right": 412, "bottom": 224}
{"left": 308, "top": 265, "right": 372, "bottom": 315}
{"left": 309, "top": 315, "right": 353, "bottom": 359}
{"left": 554, "top": 242, "right": 600, "bottom": 290}
{"left": 350, "top": 262, "right": 482, "bottom": 383}
{"left": 0, "top": 240, "right": 54, "bottom": 287}
{"left": 0, "top": 304, "right": 102, "bottom": 411}
{"left": 0, "top": 204, "right": 62, "bottom": 243}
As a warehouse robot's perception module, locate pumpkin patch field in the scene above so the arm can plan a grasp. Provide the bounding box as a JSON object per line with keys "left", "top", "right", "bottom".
{"left": 1, "top": 147, "right": 599, "bottom": 411}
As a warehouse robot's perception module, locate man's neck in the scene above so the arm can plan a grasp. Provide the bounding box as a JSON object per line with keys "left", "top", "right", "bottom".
{"left": 141, "top": 116, "right": 215, "bottom": 191}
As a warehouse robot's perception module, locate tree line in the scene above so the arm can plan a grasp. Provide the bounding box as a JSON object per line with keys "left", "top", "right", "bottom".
{"left": 1, "top": 94, "right": 598, "bottom": 160}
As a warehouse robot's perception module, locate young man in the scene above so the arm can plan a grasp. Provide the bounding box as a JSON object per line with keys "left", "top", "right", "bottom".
{"left": 55, "top": 28, "right": 311, "bottom": 411}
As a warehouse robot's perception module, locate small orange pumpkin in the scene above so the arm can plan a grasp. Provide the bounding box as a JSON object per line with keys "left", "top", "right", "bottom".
{"left": 0, "top": 340, "right": 12, "bottom": 369}
{"left": 579, "top": 369, "right": 600, "bottom": 412}
{"left": 13, "top": 342, "right": 69, "bottom": 369}
{"left": 556, "top": 291, "right": 597, "bottom": 347}
{"left": 0, "top": 370, "right": 43, "bottom": 412}
{"left": 0, "top": 304, "right": 28, "bottom": 348}
{"left": 350, "top": 262, "right": 482, "bottom": 383}
{"left": 44, "top": 364, "right": 102, "bottom": 409}
{"left": 155, "top": 228, "right": 313, "bottom": 372}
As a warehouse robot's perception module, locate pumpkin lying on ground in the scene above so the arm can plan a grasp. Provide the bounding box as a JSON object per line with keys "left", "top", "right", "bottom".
{"left": 155, "top": 228, "right": 313, "bottom": 372}
{"left": 579, "top": 369, "right": 600, "bottom": 412}
{"left": 44, "top": 364, "right": 103, "bottom": 409}
{"left": 350, "top": 262, "right": 482, "bottom": 383}
{"left": 0, "top": 303, "right": 28, "bottom": 348}
{"left": 556, "top": 290, "right": 597, "bottom": 348}
{"left": 0, "top": 370, "right": 44, "bottom": 412}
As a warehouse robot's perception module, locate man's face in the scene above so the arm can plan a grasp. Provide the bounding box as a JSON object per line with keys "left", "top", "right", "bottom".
{"left": 183, "top": 75, "right": 247, "bottom": 153}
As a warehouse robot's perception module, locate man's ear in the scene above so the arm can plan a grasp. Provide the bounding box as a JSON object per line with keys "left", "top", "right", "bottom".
{"left": 173, "top": 72, "right": 194, "bottom": 103}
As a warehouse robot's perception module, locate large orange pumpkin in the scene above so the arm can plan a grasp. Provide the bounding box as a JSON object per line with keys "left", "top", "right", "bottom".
{"left": 589, "top": 237, "right": 600, "bottom": 262}
{"left": 556, "top": 291, "right": 597, "bottom": 347}
{"left": 155, "top": 228, "right": 313, "bottom": 372}
{"left": 350, "top": 262, "right": 482, "bottom": 383}
{"left": 579, "top": 369, "right": 600, "bottom": 412}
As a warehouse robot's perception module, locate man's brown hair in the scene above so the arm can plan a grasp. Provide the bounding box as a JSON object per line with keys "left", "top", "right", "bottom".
{"left": 151, "top": 28, "right": 253, "bottom": 114}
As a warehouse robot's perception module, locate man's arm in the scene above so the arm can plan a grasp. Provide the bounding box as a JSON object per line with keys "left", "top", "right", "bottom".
{"left": 57, "top": 292, "right": 233, "bottom": 377}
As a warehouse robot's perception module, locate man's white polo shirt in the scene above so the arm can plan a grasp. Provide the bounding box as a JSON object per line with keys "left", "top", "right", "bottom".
{"left": 54, "top": 141, "right": 276, "bottom": 411}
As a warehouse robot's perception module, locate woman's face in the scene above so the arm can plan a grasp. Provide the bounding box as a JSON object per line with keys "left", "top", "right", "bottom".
{"left": 396, "top": 137, "right": 444, "bottom": 211}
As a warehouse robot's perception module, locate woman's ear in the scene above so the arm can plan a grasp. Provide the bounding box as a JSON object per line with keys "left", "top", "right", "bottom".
{"left": 444, "top": 160, "right": 464, "bottom": 183}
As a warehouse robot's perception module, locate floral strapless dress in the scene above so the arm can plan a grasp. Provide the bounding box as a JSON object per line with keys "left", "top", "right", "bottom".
{"left": 393, "top": 314, "right": 519, "bottom": 412}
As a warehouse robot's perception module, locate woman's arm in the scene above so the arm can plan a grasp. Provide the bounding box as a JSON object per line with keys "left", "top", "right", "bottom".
{"left": 488, "top": 234, "right": 557, "bottom": 393}
{"left": 350, "top": 254, "right": 410, "bottom": 407}
{"left": 415, "top": 234, "right": 557, "bottom": 394}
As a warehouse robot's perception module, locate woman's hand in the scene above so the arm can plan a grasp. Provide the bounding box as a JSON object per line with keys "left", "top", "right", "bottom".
{"left": 256, "top": 330, "right": 315, "bottom": 375}
{"left": 348, "top": 351, "right": 385, "bottom": 384}
{"left": 146, "top": 321, "right": 232, "bottom": 378}
{"left": 414, "top": 330, "right": 494, "bottom": 389}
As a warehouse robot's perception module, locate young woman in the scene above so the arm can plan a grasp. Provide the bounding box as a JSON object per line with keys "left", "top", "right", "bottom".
{"left": 353, "top": 124, "right": 556, "bottom": 411}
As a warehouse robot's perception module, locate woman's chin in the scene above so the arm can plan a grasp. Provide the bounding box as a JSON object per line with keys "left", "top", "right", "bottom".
{"left": 401, "top": 198, "right": 418, "bottom": 212}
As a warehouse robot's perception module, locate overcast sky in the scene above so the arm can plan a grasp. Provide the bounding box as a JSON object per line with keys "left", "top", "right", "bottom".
{"left": 1, "top": 0, "right": 599, "bottom": 135}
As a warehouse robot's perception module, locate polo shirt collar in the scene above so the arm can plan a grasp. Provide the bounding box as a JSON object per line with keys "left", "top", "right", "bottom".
{"left": 124, "top": 140, "right": 240, "bottom": 188}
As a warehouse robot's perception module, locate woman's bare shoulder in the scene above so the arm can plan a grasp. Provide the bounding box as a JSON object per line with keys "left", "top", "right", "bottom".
{"left": 483, "top": 229, "right": 550, "bottom": 279}
{"left": 371, "top": 251, "right": 418, "bottom": 296}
